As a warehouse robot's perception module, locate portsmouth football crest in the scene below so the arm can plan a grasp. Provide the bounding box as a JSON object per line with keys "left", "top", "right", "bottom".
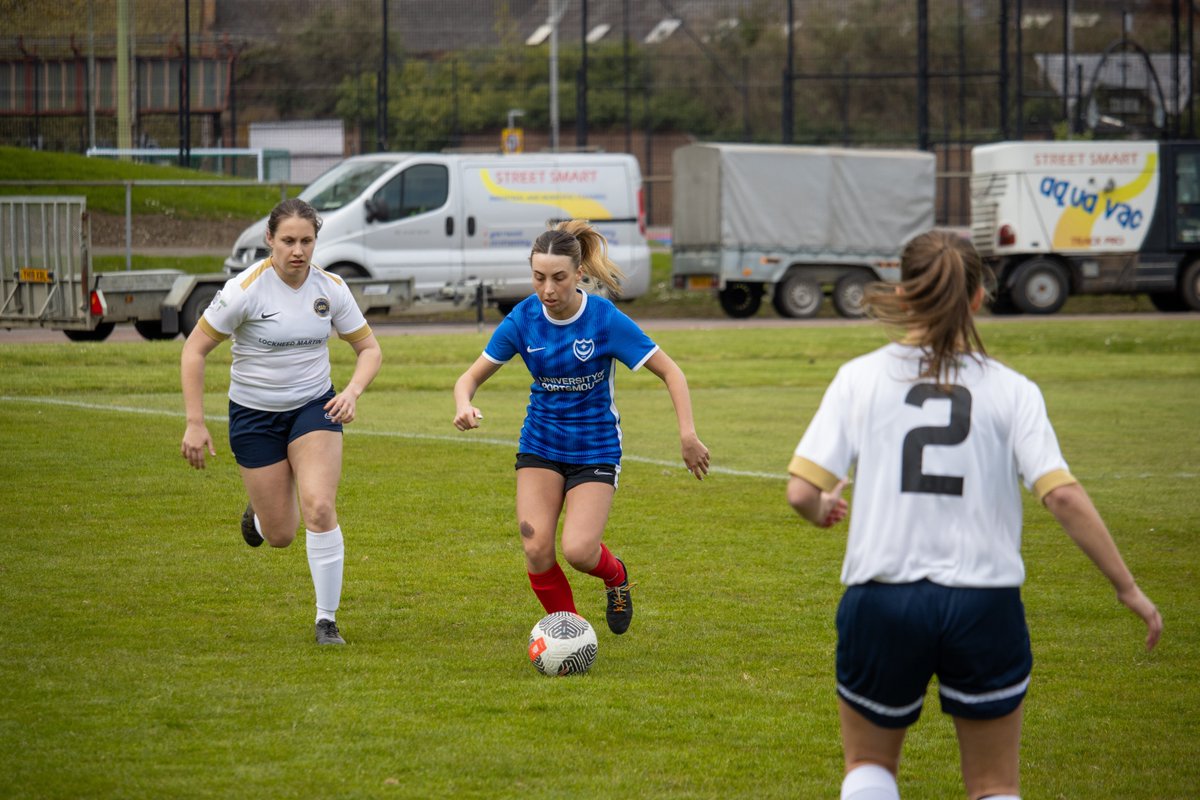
{"left": 572, "top": 338, "right": 595, "bottom": 362}
{"left": 313, "top": 296, "right": 331, "bottom": 317}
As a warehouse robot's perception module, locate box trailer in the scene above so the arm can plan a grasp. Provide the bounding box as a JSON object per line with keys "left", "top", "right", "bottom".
{"left": 970, "top": 140, "right": 1200, "bottom": 313}
{"left": 670, "top": 143, "right": 936, "bottom": 318}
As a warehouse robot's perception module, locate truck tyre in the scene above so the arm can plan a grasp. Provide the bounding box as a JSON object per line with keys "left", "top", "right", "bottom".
{"left": 328, "top": 263, "right": 367, "bottom": 279}
{"left": 719, "top": 283, "right": 763, "bottom": 318}
{"left": 1148, "top": 291, "right": 1188, "bottom": 312}
{"left": 179, "top": 284, "right": 220, "bottom": 337}
{"left": 771, "top": 273, "right": 822, "bottom": 318}
{"left": 64, "top": 323, "right": 116, "bottom": 342}
{"left": 1010, "top": 259, "right": 1069, "bottom": 315}
{"left": 831, "top": 272, "right": 870, "bottom": 318}
{"left": 134, "top": 320, "right": 178, "bottom": 340}
{"left": 1181, "top": 260, "right": 1200, "bottom": 311}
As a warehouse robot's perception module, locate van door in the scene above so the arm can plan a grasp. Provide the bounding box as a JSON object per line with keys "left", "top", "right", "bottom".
{"left": 360, "top": 159, "right": 463, "bottom": 294}
{"left": 459, "top": 158, "right": 556, "bottom": 302}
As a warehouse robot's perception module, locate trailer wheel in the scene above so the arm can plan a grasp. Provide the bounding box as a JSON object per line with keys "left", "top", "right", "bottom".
{"left": 134, "top": 320, "right": 178, "bottom": 340}
{"left": 1181, "top": 260, "right": 1200, "bottom": 311}
{"left": 64, "top": 323, "right": 115, "bottom": 342}
{"left": 1010, "top": 259, "right": 1069, "bottom": 314}
{"left": 771, "top": 273, "right": 822, "bottom": 318}
{"left": 179, "top": 284, "right": 220, "bottom": 337}
{"left": 831, "top": 273, "right": 870, "bottom": 318}
{"left": 328, "top": 263, "right": 367, "bottom": 279}
{"left": 1148, "top": 291, "right": 1188, "bottom": 312}
{"left": 719, "top": 283, "right": 763, "bottom": 318}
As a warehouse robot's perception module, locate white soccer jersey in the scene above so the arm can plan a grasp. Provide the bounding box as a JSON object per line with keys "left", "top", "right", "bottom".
{"left": 199, "top": 260, "right": 372, "bottom": 412}
{"left": 789, "top": 343, "right": 1075, "bottom": 588}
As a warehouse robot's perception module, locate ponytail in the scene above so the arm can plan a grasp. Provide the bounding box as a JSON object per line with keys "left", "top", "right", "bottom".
{"left": 530, "top": 219, "right": 626, "bottom": 296}
{"left": 865, "top": 230, "right": 990, "bottom": 386}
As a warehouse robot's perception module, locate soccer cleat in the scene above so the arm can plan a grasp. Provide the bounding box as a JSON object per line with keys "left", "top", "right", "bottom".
{"left": 604, "top": 559, "right": 634, "bottom": 635}
{"left": 240, "top": 503, "right": 264, "bottom": 547}
{"left": 315, "top": 619, "right": 346, "bottom": 645}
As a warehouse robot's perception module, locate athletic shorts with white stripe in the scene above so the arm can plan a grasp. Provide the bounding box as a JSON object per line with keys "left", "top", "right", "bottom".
{"left": 835, "top": 579, "right": 1032, "bottom": 729}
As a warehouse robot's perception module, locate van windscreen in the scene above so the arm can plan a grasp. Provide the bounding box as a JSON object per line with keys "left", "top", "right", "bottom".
{"left": 300, "top": 161, "right": 397, "bottom": 212}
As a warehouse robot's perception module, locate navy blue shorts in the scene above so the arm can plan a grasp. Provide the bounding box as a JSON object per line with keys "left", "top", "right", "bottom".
{"left": 835, "top": 579, "right": 1032, "bottom": 729}
{"left": 228, "top": 387, "right": 342, "bottom": 469}
{"left": 515, "top": 452, "right": 619, "bottom": 491}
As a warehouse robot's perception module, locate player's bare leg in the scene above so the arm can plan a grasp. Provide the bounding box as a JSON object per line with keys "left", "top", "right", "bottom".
{"left": 239, "top": 460, "right": 299, "bottom": 547}
{"left": 517, "top": 467, "right": 573, "bottom": 613}
{"left": 954, "top": 706, "right": 1022, "bottom": 800}
{"left": 838, "top": 699, "right": 906, "bottom": 799}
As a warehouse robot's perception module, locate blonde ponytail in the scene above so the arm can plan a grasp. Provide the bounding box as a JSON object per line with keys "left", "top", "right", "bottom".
{"left": 531, "top": 219, "right": 626, "bottom": 296}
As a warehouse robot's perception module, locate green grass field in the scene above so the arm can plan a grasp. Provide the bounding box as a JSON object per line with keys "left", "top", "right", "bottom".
{"left": 1, "top": 320, "right": 1197, "bottom": 799}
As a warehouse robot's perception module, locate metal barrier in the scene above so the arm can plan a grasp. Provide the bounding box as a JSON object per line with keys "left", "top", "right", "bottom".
{"left": 0, "top": 196, "right": 91, "bottom": 329}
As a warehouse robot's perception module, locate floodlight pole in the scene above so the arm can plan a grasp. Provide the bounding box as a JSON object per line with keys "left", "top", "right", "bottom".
{"left": 378, "top": 0, "right": 388, "bottom": 151}
{"left": 549, "top": 0, "right": 568, "bottom": 151}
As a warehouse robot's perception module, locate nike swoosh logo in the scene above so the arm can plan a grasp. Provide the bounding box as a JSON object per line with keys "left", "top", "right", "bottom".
{"left": 526, "top": 346, "right": 546, "bottom": 353}
{"left": 593, "top": 470, "right": 613, "bottom": 476}
{"left": 261, "top": 312, "right": 280, "bottom": 319}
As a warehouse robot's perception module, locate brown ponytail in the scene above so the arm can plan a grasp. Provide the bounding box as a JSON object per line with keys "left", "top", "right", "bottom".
{"left": 530, "top": 219, "right": 626, "bottom": 296}
{"left": 864, "top": 230, "right": 991, "bottom": 386}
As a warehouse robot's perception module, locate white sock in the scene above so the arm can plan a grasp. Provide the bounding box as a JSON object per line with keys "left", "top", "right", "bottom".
{"left": 306, "top": 526, "right": 344, "bottom": 623}
{"left": 841, "top": 764, "right": 900, "bottom": 800}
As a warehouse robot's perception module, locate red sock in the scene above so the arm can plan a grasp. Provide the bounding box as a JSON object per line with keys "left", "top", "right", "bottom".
{"left": 528, "top": 563, "right": 577, "bottom": 614}
{"left": 586, "top": 544, "right": 627, "bottom": 588}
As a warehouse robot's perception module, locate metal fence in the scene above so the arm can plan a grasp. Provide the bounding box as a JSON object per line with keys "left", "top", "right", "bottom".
{"left": 1, "top": 0, "right": 1195, "bottom": 229}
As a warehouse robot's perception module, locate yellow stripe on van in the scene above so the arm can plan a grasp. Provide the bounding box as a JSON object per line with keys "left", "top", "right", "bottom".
{"left": 478, "top": 169, "right": 613, "bottom": 220}
{"left": 1052, "top": 153, "right": 1157, "bottom": 250}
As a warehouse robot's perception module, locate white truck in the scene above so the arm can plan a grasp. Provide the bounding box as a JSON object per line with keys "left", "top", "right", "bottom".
{"left": 670, "top": 143, "right": 936, "bottom": 318}
{"left": 971, "top": 140, "right": 1200, "bottom": 313}
{"left": 225, "top": 151, "right": 651, "bottom": 313}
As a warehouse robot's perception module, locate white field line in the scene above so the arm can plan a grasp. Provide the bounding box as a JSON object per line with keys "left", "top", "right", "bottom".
{"left": 0, "top": 395, "right": 782, "bottom": 479}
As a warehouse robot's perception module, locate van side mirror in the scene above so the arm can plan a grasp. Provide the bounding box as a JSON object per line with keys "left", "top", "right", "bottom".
{"left": 364, "top": 198, "right": 380, "bottom": 223}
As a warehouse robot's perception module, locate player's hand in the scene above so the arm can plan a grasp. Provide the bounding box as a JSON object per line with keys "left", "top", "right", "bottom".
{"left": 324, "top": 391, "right": 358, "bottom": 424}
{"left": 1117, "top": 584, "right": 1163, "bottom": 651}
{"left": 817, "top": 478, "right": 850, "bottom": 528}
{"left": 681, "top": 433, "right": 710, "bottom": 480}
{"left": 454, "top": 405, "right": 483, "bottom": 431}
{"left": 181, "top": 422, "right": 216, "bottom": 470}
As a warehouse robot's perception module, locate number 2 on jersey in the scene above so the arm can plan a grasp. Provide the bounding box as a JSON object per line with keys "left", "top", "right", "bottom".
{"left": 901, "top": 384, "right": 972, "bottom": 495}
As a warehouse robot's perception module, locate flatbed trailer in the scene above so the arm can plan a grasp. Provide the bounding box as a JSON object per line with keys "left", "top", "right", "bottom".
{"left": 0, "top": 196, "right": 488, "bottom": 341}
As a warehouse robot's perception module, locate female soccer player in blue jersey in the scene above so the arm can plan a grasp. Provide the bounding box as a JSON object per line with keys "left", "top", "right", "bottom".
{"left": 452, "top": 219, "right": 709, "bottom": 635}
{"left": 181, "top": 198, "right": 383, "bottom": 646}
{"left": 786, "top": 230, "right": 1162, "bottom": 800}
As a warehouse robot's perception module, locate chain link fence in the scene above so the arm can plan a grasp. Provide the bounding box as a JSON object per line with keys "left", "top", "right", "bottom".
{"left": 1, "top": 0, "right": 1194, "bottom": 227}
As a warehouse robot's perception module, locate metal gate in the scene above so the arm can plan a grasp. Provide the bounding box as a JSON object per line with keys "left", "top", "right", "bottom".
{"left": 0, "top": 196, "right": 93, "bottom": 330}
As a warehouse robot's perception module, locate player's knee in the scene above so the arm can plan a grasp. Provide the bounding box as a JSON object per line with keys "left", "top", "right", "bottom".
{"left": 560, "top": 541, "right": 599, "bottom": 572}
{"left": 262, "top": 526, "right": 296, "bottom": 548}
{"left": 300, "top": 496, "right": 336, "bottom": 531}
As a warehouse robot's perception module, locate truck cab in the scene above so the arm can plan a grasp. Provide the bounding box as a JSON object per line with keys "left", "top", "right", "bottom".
{"left": 970, "top": 140, "right": 1200, "bottom": 313}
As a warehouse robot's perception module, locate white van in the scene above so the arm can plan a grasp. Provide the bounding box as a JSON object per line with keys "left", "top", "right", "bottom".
{"left": 225, "top": 152, "right": 651, "bottom": 311}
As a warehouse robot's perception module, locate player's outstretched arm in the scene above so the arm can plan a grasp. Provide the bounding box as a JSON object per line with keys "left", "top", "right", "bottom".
{"left": 787, "top": 476, "right": 848, "bottom": 528}
{"left": 643, "top": 350, "right": 709, "bottom": 480}
{"left": 1043, "top": 481, "right": 1163, "bottom": 651}
{"left": 453, "top": 355, "right": 503, "bottom": 430}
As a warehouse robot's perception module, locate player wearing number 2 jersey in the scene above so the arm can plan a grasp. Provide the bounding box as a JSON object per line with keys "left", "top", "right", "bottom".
{"left": 453, "top": 219, "right": 709, "bottom": 636}
{"left": 786, "top": 230, "right": 1161, "bottom": 800}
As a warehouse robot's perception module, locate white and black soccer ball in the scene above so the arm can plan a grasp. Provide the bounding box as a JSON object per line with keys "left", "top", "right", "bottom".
{"left": 527, "top": 612, "right": 598, "bottom": 676}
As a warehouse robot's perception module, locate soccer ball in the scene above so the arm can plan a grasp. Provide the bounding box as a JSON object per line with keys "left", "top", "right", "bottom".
{"left": 527, "top": 612, "right": 598, "bottom": 676}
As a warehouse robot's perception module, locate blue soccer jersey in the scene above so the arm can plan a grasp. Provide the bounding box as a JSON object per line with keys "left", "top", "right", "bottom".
{"left": 483, "top": 290, "right": 658, "bottom": 464}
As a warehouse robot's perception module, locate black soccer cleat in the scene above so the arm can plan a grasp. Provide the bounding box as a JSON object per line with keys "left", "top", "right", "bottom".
{"left": 315, "top": 619, "right": 346, "bottom": 645}
{"left": 605, "top": 559, "right": 634, "bottom": 635}
{"left": 240, "top": 503, "right": 264, "bottom": 547}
